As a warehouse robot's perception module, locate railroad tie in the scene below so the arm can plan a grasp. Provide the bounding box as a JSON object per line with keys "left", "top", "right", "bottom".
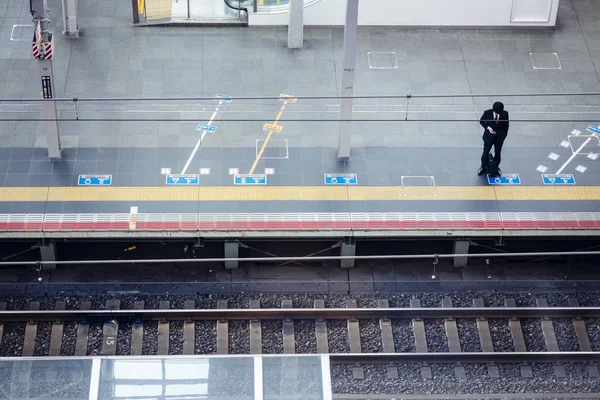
{"left": 100, "top": 299, "right": 120, "bottom": 356}
{"left": 48, "top": 301, "right": 65, "bottom": 356}
{"left": 22, "top": 301, "right": 40, "bottom": 357}
{"left": 282, "top": 299, "right": 295, "bottom": 354}
{"left": 473, "top": 298, "right": 499, "bottom": 379}
{"left": 378, "top": 299, "right": 398, "bottom": 379}
{"left": 568, "top": 298, "right": 599, "bottom": 378}
{"left": 442, "top": 297, "right": 465, "bottom": 379}
{"left": 216, "top": 300, "right": 229, "bottom": 355}
{"left": 505, "top": 298, "right": 532, "bottom": 378}
{"left": 75, "top": 301, "right": 91, "bottom": 356}
{"left": 183, "top": 300, "right": 195, "bottom": 355}
{"left": 410, "top": 299, "right": 432, "bottom": 380}
{"left": 157, "top": 301, "right": 170, "bottom": 355}
{"left": 249, "top": 300, "right": 262, "bottom": 354}
{"left": 314, "top": 299, "right": 328, "bottom": 354}
{"left": 131, "top": 301, "right": 145, "bottom": 356}
{"left": 536, "top": 298, "right": 565, "bottom": 378}
{"left": 347, "top": 299, "right": 364, "bottom": 380}
{"left": 281, "top": 300, "right": 298, "bottom": 384}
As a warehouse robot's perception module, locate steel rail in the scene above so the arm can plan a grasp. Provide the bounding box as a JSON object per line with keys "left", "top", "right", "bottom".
{"left": 329, "top": 352, "right": 600, "bottom": 364}
{"left": 2, "top": 251, "right": 600, "bottom": 267}
{"left": 1, "top": 307, "right": 599, "bottom": 322}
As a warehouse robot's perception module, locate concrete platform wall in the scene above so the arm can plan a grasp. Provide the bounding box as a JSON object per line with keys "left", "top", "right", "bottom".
{"left": 250, "top": 0, "right": 559, "bottom": 27}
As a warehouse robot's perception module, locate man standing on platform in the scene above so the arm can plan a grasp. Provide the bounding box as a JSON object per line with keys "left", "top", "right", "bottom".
{"left": 478, "top": 101, "right": 509, "bottom": 176}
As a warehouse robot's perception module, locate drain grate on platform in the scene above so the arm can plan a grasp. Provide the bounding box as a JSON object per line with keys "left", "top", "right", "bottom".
{"left": 368, "top": 52, "right": 398, "bottom": 69}
{"left": 529, "top": 53, "right": 561, "bottom": 70}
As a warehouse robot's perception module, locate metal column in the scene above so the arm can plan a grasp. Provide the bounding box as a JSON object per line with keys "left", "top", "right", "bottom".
{"left": 31, "top": 0, "right": 62, "bottom": 159}
{"left": 288, "top": 0, "right": 304, "bottom": 49}
{"left": 61, "top": 0, "right": 80, "bottom": 37}
{"left": 337, "top": 0, "right": 359, "bottom": 160}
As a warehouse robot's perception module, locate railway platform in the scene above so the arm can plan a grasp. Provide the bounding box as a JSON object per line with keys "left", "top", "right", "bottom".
{"left": 0, "top": 0, "right": 599, "bottom": 239}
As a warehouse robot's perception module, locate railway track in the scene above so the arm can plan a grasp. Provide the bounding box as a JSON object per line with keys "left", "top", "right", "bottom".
{"left": 0, "top": 296, "right": 599, "bottom": 380}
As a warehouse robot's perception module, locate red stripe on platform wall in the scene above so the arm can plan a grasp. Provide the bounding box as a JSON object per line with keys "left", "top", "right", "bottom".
{"left": 0, "top": 220, "right": 594, "bottom": 232}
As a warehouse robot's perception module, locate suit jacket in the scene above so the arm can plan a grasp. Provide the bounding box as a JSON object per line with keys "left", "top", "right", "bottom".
{"left": 480, "top": 109, "right": 509, "bottom": 140}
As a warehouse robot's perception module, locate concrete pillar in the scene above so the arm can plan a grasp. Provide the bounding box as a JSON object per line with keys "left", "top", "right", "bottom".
{"left": 39, "top": 242, "right": 57, "bottom": 270}
{"left": 224, "top": 241, "right": 239, "bottom": 269}
{"left": 62, "top": 0, "right": 80, "bottom": 37}
{"left": 337, "top": 0, "right": 359, "bottom": 160}
{"left": 340, "top": 237, "right": 356, "bottom": 268}
{"left": 453, "top": 240, "right": 469, "bottom": 267}
{"left": 288, "top": 0, "right": 304, "bottom": 48}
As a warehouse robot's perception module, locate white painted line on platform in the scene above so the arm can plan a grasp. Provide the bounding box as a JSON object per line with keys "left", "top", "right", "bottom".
{"left": 181, "top": 100, "right": 224, "bottom": 175}
{"left": 556, "top": 136, "right": 593, "bottom": 174}
{"left": 536, "top": 165, "right": 548, "bottom": 173}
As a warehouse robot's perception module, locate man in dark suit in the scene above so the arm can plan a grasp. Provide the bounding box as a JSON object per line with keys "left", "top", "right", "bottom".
{"left": 478, "top": 101, "right": 509, "bottom": 176}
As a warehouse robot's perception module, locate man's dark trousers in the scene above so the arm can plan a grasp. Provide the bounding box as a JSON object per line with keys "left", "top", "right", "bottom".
{"left": 479, "top": 108, "right": 509, "bottom": 169}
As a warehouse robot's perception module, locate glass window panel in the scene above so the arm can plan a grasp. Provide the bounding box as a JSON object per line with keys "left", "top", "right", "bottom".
{"left": 164, "top": 359, "right": 210, "bottom": 380}
{"left": 0, "top": 359, "right": 92, "bottom": 400}
{"left": 114, "top": 384, "right": 162, "bottom": 397}
{"left": 165, "top": 383, "right": 208, "bottom": 396}
{"left": 100, "top": 357, "right": 254, "bottom": 400}
{"left": 113, "top": 360, "right": 163, "bottom": 380}
{"left": 262, "top": 356, "right": 324, "bottom": 400}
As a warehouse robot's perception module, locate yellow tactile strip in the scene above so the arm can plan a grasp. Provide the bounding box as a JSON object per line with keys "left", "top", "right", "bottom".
{"left": 0, "top": 186, "right": 598, "bottom": 202}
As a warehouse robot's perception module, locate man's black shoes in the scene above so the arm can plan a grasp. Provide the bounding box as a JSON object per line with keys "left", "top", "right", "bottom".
{"left": 477, "top": 167, "right": 485, "bottom": 176}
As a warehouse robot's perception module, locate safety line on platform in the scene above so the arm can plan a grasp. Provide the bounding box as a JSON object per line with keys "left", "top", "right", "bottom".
{"left": 0, "top": 186, "right": 599, "bottom": 202}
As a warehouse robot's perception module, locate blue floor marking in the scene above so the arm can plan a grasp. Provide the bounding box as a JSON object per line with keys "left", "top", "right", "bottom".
{"left": 542, "top": 174, "right": 576, "bottom": 185}
{"left": 325, "top": 173, "right": 358, "bottom": 185}
{"left": 78, "top": 175, "right": 112, "bottom": 186}
{"left": 234, "top": 174, "right": 267, "bottom": 185}
{"left": 166, "top": 174, "right": 199, "bottom": 185}
{"left": 487, "top": 174, "right": 521, "bottom": 185}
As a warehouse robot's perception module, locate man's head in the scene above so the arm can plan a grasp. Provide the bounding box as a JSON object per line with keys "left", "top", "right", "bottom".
{"left": 493, "top": 102, "right": 504, "bottom": 114}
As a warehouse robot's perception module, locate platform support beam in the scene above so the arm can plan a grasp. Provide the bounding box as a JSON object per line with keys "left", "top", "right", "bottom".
{"left": 40, "top": 242, "right": 57, "bottom": 270}
{"left": 337, "top": 0, "right": 359, "bottom": 160}
{"left": 453, "top": 240, "right": 469, "bottom": 267}
{"left": 340, "top": 237, "right": 356, "bottom": 269}
{"left": 288, "top": 0, "right": 304, "bottom": 48}
{"left": 224, "top": 241, "right": 239, "bottom": 269}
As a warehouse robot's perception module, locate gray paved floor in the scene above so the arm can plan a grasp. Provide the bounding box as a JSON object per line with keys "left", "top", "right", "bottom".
{"left": 0, "top": 1, "right": 600, "bottom": 217}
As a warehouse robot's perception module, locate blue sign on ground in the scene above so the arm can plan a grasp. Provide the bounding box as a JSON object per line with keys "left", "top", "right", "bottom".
{"left": 487, "top": 174, "right": 521, "bottom": 185}
{"left": 542, "top": 174, "right": 576, "bottom": 185}
{"left": 215, "top": 93, "right": 232, "bottom": 102}
{"left": 325, "top": 174, "right": 358, "bottom": 185}
{"left": 197, "top": 124, "right": 217, "bottom": 132}
{"left": 586, "top": 125, "right": 600, "bottom": 135}
{"left": 78, "top": 175, "right": 112, "bottom": 186}
{"left": 234, "top": 174, "right": 267, "bottom": 185}
{"left": 166, "top": 174, "right": 199, "bottom": 185}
